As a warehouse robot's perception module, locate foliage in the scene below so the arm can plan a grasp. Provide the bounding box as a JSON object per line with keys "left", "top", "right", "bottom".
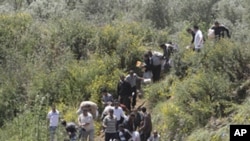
{"left": 1, "top": 0, "right": 250, "bottom": 140}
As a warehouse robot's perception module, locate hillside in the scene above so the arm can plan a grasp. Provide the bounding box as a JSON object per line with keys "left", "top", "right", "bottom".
{"left": 0, "top": 0, "right": 250, "bottom": 141}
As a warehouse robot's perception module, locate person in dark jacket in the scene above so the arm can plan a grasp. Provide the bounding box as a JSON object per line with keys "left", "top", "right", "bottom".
{"left": 117, "top": 75, "right": 132, "bottom": 111}
{"left": 61, "top": 120, "right": 78, "bottom": 141}
{"left": 139, "top": 107, "right": 152, "bottom": 141}
{"left": 211, "top": 21, "right": 230, "bottom": 39}
{"left": 123, "top": 113, "right": 138, "bottom": 132}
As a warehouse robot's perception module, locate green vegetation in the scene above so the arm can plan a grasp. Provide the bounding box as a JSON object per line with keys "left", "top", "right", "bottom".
{"left": 0, "top": 0, "right": 250, "bottom": 140}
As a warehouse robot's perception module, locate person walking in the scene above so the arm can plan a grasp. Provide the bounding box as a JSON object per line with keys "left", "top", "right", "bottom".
{"left": 78, "top": 108, "right": 94, "bottom": 141}
{"left": 103, "top": 109, "right": 118, "bottom": 141}
{"left": 113, "top": 101, "right": 127, "bottom": 127}
{"left": 117, "top": 75, "right": 132, "bottom": 111}
{"left": 47, "top": 104, "right": 60, "bottom": 141}
{"left": 125, "top": 70, "right": 144, "bottom": 109}
{"left": 139, "top": 107, "right": 152, "bottom": 141}
{"left": 210, "top": 21, "right": 230, "bottom": 39}
{"left": 193, "top": 25, "right": 204, "bottom": 52}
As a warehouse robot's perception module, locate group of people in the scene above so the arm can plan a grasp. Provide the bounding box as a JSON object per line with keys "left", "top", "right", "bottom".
{"left": 186, "top": 21, "right": 230, "bottom": 52}
{"left": 46, "top": 21, "right": 230, "bottom": 141}
{"left": 47, "top": 69, "right": 160, "bottom": 141}
{"left": 141, "top": 42, "right": 178, "bottom": 83}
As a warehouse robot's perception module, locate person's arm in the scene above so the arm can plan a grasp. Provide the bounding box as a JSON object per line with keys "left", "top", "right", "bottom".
{"left": 222, "top": 26, "right": 230, "bottom": 38}
{"left": 135, "top": 73, "right": 144, "bottom": 80}
{"left": 78, "top": 116, "right": 82, "bottom": 126}
{"left": 139, "top": 115, "right": 148, "bottom": 131}
{"left": 102, "top": 117, "right": 107, "bottom": 128}
{"left": 47, "top": 113, "right": 50, "bottom": 127}
{"left": 120, "top": 108, "right": 126, "bottom": 119}
{"left": 191, "top": 32, "right": 195, "bottom": 44}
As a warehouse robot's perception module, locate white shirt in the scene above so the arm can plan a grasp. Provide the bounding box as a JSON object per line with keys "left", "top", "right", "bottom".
{"left": 102, "top": 105, "right": 114, "bottom": 118}
{"left": 194, "top": 30, "right": 204, "bottom": 49}
{"left": 47, "top": 110, "right": 60, "bottom": 127}
{"left": 78, "top": 112, "right": 94, "bottom": 131}
{"left": 113, "top": 106, "right": 126, "bottom": 121}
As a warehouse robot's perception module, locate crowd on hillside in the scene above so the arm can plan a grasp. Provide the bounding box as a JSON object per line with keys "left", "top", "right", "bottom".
{"left": 46, "top": 21, "right": 230, "bottom": 141}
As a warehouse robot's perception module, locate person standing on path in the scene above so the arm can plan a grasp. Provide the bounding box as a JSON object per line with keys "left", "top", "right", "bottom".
{"left": 139, "top": 107, "right": 152, "bottom": 141}
{"left": 117, "top": 75, "right": 132, "bottom": 111}
{"left": 47, "top": 104, "right": 60, "bottom": 141}
{"left": 78, "top": 108, "right": 95, "bottom": 141}
{"left": 125, "top": 70, "right": 144, "bottom": 109}
{"left": 103, "top": 109, "right": 118, "bottom": 141}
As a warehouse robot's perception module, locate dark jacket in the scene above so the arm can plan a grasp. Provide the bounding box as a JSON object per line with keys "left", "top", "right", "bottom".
{"left": 65, "top": 122, "right": 77, "bottom": 138}
{"left": 144, "top": 57, "right": 152, "bottom": 72}
{"left": 211, "top": 25, "right": 230, "bottom": 38}
{"left": 117, "top": 80, "right": 132, "bottom": 97}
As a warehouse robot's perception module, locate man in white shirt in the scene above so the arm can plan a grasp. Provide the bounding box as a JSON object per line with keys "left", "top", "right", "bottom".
{"left": 193, "top": 25, "right": 204, "bottom": 52}
{"left": 78, "top": 108, "right": 94, "bottom": 141}
{"left": 113, "top": 101, "right": 127, "bottom": 126}
{"left": 125, "top": 70, "right": 144, "bottom": 109}
{"left": 47, "top": 104, "right": 60, "bottom": 141}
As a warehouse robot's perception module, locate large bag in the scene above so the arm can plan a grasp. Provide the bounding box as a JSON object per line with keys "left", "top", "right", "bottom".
{"left": 208, "top": 29, "right": 215, "bottom": 39}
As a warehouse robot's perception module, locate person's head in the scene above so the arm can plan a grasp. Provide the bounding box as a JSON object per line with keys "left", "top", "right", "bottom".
{"left": 82, "top": 108, "right": 88, "bottom": 116}
{"left": 129, "top": 112, "right": 136, "bottom": 120}
{"left": 186, "top": 28, "right": 192, "bottom": 33}
{"left": 118, "top": 124, "right": 125, "bottom": 130}
{"left": 144, "top": 53, "right": 149, "bottom": 59}
{"left": 141, "top": 107, "right": 147, "bottom": 113}
{"left": 129, "top": 70, "right": 134, "bottom": 76}
{"left": 61, "top": 119, "right": 67, "bottom": 127}
{"left": 51, "top": 104, "right": 56, "bottom": 112}
{"left": 114, "top": 101, "right": 120, "bottom": 108}
{"left": 153, "top": 130, "right": 158, "bottom": 137}
{"left": 193, "top": 25, "right": 199, "bottom": 32}
{"left": 160, "top": 44, "right": 166, "bottom": 49}
{"left": 214, "top": 21, "right": 220, "bottom": 27}
{"left": 109, "top": 109, "right": 114, "bottom": 116}
{"left": 101, "top": 88, "right": 108, "bottom": 95}
{"left": 148, "top": 51, "right": 153, "bottom": 57}
{"left": 120, "top": 75, "right": 125, "bottom": 81}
